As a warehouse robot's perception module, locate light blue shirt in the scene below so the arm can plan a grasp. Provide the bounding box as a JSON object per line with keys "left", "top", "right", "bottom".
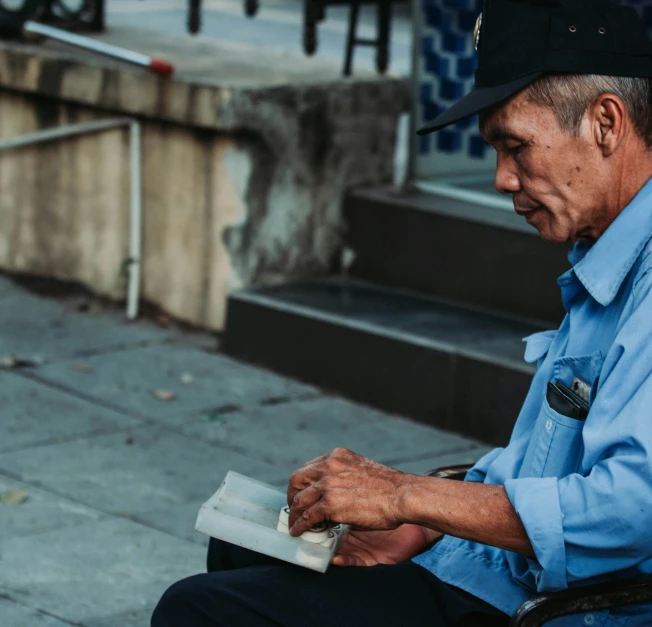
{"left": 414, "top": 177, "right": 652, "bottom": 627}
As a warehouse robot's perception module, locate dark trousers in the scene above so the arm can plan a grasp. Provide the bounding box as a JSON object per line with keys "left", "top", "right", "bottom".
{"left": 151, "top": 537, "right": 510, "bottom": 627}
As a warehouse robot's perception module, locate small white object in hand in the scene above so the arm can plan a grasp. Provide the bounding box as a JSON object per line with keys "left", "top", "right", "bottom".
{"left": 300, "top": 522, "right": 330, "bottom": 544}
{"left": 277, "top": 507, "right": 334, "bottom": 546}
{"left": 277, "top": 506, "right": 290, "bottom": 533}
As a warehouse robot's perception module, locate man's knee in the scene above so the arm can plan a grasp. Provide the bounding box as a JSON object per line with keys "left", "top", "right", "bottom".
{"left": 151, "top": 574, "right": 219, "bottom": 627}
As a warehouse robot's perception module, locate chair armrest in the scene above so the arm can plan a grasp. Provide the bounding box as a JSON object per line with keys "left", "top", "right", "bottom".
{"left": 510, "top": 575, "right": 652, "bottom": 627}
{"left": 426, "top": 464, "right": 473, "bottom": 481}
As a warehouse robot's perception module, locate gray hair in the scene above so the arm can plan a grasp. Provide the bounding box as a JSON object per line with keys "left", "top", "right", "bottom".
{"left": 525, "top": 74, "right": 652, "bottom": 146}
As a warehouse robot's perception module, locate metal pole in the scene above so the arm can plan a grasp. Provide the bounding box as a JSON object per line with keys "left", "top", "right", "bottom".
{"left": 127, "top": 121, "right": 142, "bottom": 320}
{"left": 407, "top": 0, "right": 420, "bottom": 183}
{"left": 0, "top": 118, "right": 131, "bottom": 151}
{"left": 0, "top": 117, "right": 145, "bottom": 320}
{"left": 23, "top": 21, "right": 174, "bottom": 76}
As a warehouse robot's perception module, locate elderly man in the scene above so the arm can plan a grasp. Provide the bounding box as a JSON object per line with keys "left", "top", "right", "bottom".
{"left": 151, "top": 0, "right": 652, "bottom": 625}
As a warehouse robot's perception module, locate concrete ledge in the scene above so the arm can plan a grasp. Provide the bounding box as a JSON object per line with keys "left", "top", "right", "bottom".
{"left": 0, "top": 27, "right": 410, "bottom": 329}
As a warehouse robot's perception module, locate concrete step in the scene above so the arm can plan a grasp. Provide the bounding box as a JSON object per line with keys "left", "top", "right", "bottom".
{"left": 223, "top": 279, "right": 544, "bottom": 445}
{"left": 344, "top": 186, "right": 570, "bottom": 326}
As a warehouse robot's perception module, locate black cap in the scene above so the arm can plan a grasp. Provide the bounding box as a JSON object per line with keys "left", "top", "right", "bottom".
{"left": 418, "top": 0, "right": 652, "bottom": 135}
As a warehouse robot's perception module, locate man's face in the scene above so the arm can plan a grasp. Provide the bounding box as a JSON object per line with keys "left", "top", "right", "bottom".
{"left": 480, "top": 91, "right": 608, "bottom": 243}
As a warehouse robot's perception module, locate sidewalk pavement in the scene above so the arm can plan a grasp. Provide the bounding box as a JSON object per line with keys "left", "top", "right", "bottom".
{"left": 0, "top": 273, "right": 490, "bottom": 627}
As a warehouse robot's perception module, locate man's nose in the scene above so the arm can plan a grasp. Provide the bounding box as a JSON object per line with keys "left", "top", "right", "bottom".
{"left": 494, "top": 155, "right": 521, "bottom": 195}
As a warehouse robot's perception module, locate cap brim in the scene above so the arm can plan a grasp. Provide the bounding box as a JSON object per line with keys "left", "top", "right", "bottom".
{"left": 417, "top": 73, "right": 542, "bottom": 135}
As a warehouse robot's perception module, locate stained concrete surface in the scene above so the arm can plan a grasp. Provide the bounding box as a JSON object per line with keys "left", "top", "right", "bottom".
{"left": 106, "top": 0, "right": 412, "bottom": 77}
{"left": 0, "top": 598, "right": 73, "bottom": 627}
{"left": 172, "top": 396, "right": 482, "bottom": 470}
{"left": 35, "top": 344, "right": 319, "bottom": 423}
{"left": 0, "top": 273, "right": 489, "bottom": 626}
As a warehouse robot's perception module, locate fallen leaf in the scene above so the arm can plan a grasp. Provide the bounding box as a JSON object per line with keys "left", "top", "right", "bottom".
{"left": 156, "top": 314, "right": 171, "bottom": 328}
{"left": 151, "top": 389, "right": 176, "bottom": 402}
{"left": 0, "top": 489, "right": 28, "bottom": 505}
{"left": 70, "top": 362, "right": 94, "bottom": 374}
{"left": 180, "top": 372, "right": 194, "bottom": 385}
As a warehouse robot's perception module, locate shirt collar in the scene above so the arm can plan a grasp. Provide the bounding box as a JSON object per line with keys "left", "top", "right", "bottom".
{"left": 567, "top": 176, "right": 652, "bottom": 307}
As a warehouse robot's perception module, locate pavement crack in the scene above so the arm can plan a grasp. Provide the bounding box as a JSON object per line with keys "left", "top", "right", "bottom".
{"left": 203, "top": 403, "right": 242, "bottom": 416}
{"left": 13, "top": 370, "right": 152, "bottom": 422}
{"left": 258, "top": 391, "right": 322, "bottom": 407}
{"left": 0, "top": 591, "right": 85, "bottom": 626}
{"left": 0, "top": 425, "right": 139, "bottom": 456}
{"left": 258, "top": 391, "right": 321, "bottom": 407}
{"left": 195, "top": 392, "right": 323, "bottom": 421}
{"left": 35, "top": 337, "right": 178, "bottom": 366}
{"left": 0, "top": 467, "right": 203, "bottom": 551}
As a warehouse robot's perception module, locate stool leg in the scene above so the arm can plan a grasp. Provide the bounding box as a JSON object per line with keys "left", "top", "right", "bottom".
{"left": 89, "top": 0, "right": 105, "bottom": 32}
{"left": 344, "top": 1, "right": 360, "bottom": 76}
{"left": 375, "top": 0, "right": 391, "bottom": 74}
{"left": 304, "top": 0, "right": 318, "bottom": 55}
{"left": 188, "top": 0, "right": 201, "bottom": 33}
{"left": 244, "top": 0, "right": 259, "bottom": 17}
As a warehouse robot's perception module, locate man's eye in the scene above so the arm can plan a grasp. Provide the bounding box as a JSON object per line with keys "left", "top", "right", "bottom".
{"left": 507, "top": 143, "right": 526, "bottom": 156}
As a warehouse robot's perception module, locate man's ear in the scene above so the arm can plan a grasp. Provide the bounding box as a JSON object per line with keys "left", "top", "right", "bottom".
{"left": 591, "top": 94, "right": 627, "bottom": 157}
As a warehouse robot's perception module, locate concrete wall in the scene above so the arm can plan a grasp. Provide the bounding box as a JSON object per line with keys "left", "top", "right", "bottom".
{"left": 0, "top": 40, "right": 409, "bottom": 329}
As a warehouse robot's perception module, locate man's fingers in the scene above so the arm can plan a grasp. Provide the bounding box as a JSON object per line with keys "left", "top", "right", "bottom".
{"left": 288, "top": 484, "right": 322, "bottom": 527}
{"left": 286, "top": 463, "right": 325, "bottom": 505}
{"left": 289, "top": 500, "right": 326, "bottom": 536}
{"left": 331, "top": 553, "right": 366, "bottom": 567}
{"left": 286, "top": 449, "right": 360, "bottom": 506}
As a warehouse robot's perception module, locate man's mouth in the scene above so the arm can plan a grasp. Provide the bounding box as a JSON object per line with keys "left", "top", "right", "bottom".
{"left": 514, "top": 204, "right": 541, "bottom": 217}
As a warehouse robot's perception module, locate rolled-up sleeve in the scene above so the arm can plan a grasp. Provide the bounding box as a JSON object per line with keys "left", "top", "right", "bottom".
{"left": 504, "top": 269, "right": 652, "bottom": 592}
{"left": 504, "top": 477, "right": 567, "bottom": 590}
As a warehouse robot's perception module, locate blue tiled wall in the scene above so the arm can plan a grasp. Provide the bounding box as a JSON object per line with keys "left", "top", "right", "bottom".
{"left": 418, "top": 0, "right": 484, "bottom": 158}
{"left": 418, "top": 0, "right": 652, "bottom": 160}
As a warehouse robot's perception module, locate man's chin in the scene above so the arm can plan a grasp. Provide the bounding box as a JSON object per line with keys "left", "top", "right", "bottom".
{"left": 520, "top": 210, "right": 568, "bottom": 243}
{"left": 529, "top": 219, "right": 569, "bottom": 244}
{"left": 536, "top": 228, "right": 573, "bottom": 244}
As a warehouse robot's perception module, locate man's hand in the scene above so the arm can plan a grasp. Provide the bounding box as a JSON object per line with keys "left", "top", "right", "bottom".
{"left": 286, "top": 447, "right": 535, "bottom": 557}
{"left": 287, "top": 447, "right": 407, "bottom": 536}
{"left": 332, "top": 525, "right": 442, "bottom": 567}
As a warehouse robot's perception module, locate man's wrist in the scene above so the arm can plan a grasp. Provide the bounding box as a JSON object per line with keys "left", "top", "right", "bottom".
{"left": 394, "top": 473, "right": 432, "bottom": 526}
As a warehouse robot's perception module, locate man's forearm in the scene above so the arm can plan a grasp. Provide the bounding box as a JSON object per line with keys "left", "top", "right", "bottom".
{"left": 396, "top": 475, "right": 535, "bottom": 557}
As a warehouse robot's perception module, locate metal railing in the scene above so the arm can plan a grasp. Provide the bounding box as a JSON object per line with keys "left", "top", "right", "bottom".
{"left": 0, "top": 117, "right": 143, "bottom": 320}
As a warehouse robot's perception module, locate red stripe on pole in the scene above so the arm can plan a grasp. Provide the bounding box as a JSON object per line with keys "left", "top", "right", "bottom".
{"left": 149, "top": 58, "right": 174, "bottom": 77}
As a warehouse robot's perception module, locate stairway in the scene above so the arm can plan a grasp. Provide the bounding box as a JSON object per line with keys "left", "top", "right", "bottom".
{"left": 223, "top": 186, "right": 570, "bottom": 445}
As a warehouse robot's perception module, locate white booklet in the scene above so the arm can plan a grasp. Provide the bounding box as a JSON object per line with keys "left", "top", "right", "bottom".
{"left": 195, "top": 471, "right": 348, "bottom": 573}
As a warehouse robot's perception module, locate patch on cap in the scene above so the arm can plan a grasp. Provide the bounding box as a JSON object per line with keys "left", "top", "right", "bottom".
{"left": 473, "top": 13, "right": 482, "bottom": 51}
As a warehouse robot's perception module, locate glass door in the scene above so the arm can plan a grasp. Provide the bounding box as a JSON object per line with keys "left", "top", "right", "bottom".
{"left": 408, "top": 0, "right": 511, "bottom": 210}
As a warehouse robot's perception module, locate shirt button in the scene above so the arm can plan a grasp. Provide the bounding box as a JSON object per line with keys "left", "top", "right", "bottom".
{"left": 584, "top": 614, "right": 595, "bottom": 625}
{"left": 545, "top": 419, "right": 553, "bottom": 431}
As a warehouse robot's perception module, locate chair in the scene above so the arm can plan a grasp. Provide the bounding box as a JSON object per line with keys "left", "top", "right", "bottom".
{"left": 428, "top": 464, "right": 652, "bottom": 627}
{"left": 239, "top": 0, "right": 406, "bottom": 76}
{"left": 0, "top": 0, "right": 104, "bottom": 32}
{"left": 304, "top": 0, "right": 408, "bottom": 76}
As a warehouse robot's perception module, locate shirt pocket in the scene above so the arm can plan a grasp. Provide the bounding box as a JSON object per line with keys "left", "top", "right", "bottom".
{"left": 552, "top": 350, "right": 604, "bottom": 398}
{"left": 519, "top": 351, "right": 604, "bottom": 480}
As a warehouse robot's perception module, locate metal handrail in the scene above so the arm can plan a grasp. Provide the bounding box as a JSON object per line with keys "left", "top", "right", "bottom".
{"left": 0, "top": 117, "right": 143, "bottom": 319}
